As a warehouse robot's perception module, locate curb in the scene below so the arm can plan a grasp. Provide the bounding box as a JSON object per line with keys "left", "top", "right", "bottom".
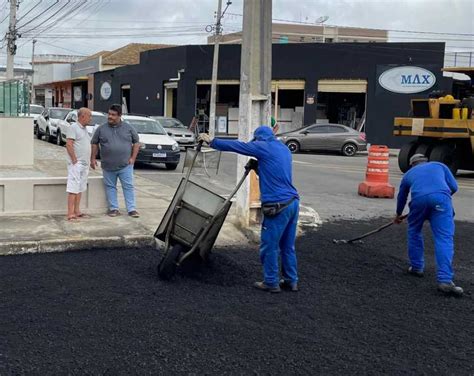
{"left": 0, "top": 235, "right": 156, "bottom": 256}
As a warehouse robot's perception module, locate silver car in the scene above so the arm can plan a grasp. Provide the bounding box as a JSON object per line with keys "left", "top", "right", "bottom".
{"left": 151, "top": 116, "right": 196, "bottom": 148}
{"left": 277, "top": 124, "right": 367, "bottom": 156}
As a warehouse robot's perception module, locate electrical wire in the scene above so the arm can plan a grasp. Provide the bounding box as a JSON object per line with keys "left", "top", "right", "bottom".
{"left": 20, "top": 0, "right": 73, "bottom": 35}
{"left": 226, "top": 12, "right": 474, "bottom": 38}
{"left": 16, "top": 0, "right": 60, "bottom": 30}
{"left": 16, "top": 1, "right": 43, "bottom": 23}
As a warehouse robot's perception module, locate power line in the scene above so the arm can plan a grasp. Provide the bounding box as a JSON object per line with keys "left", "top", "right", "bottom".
{"left": 16, "top": 0, "right": 60, "bottom": 30}
{"left": 17, "top": 0, "right": 43, "bottom": 23}
{"left": 20, "top": 0, "right": 72, "bottom": 35}
{"left": 226, "top": 12, "right": 474, "bottom": 38}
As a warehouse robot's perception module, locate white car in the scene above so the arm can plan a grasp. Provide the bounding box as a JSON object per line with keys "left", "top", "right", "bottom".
{"left": 122, "top": 115, "right": 181, "bottom": 170}
{"left": 26, "top": 104, "right": 45, "bottom": 132}
{"left": 56, "top": 110, "right": 107, "bottom": 146}
{"left": 36, "top": 107, "right": 71, "bottom": 142}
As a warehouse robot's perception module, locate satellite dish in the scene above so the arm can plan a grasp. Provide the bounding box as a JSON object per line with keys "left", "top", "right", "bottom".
{"left": 316, "top": 16, "right": 329, "bottom": 24}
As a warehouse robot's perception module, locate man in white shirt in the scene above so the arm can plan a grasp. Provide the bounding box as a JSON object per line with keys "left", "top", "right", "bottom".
{"left": 65, "top": 108, "right": 92, "bottom": 221}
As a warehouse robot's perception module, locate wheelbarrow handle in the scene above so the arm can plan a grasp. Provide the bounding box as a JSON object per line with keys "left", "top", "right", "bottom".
{"left": 195, "top": 140, "right": 204, "bottom": 153}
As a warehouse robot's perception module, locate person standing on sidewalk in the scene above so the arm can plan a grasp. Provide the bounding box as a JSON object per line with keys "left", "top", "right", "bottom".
{"left": 65, "top": 107, "right": 92, "bottom": 221}
{"left": 199, "top": 126, "right": 300, "bottom": 293}
{"left": 90, "top": 104, "right": 141, "bottom": 218}
{"left": 394, "top": 154, "right": 463, "bottom": 296}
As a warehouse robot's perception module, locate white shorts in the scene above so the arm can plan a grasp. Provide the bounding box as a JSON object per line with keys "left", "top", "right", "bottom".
{"left": 66, "top": 163, "right": 89, "bottom": 194}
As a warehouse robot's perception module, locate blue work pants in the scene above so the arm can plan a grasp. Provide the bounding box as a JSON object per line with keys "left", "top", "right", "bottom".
{"left": 260, "top": 199, "right": 299, "bottom": 288}
{"left": 408, "top": 193, "right": 455, "bottom": 283}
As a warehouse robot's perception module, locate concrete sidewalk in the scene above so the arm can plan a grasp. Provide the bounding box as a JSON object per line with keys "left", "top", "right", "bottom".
{"left": 0, "top": 140, "right": 250, "bottom": 255}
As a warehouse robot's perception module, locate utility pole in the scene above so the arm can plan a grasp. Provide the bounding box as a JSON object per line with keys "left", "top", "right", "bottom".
{"left": 31, "top": 39, "right": 37, "bottom": 103}
{"left": 208, "top": 0, "right": 223, "bottom": 138}
{"left": 236, "top": 0, "right": 272, "bottom": 227}
{"left": 6, "top": 0, "right": 18, "bottom": 81}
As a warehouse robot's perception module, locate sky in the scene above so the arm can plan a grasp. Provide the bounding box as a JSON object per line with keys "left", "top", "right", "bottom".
{"left": 0, "top": 0, "right": 473, "bottom": 68}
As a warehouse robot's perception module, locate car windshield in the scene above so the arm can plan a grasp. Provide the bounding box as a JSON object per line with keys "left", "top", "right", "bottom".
{"left": 126, "top": 119, "right": 167, "bottom": 135}
{"left": 50, "top": 109, "right": 70, "bottom": 119}
{"left": 30, "top": 106, "right": 43, "bottom": 114}
{"left": 89, "top": 114, "right": 106, "bottom": 125}
{"left": 155, "top": 118, "right": 186, "bottom": 129}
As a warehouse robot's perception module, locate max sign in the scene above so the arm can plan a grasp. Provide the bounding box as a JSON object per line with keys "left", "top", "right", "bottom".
{"left": 378, "top": 66, "right": 436, "bottom": 94}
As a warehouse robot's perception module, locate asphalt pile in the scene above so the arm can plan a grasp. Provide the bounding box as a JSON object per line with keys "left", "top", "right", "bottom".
{"left": 1, "top": 218, "right": 473, "bottom": 375}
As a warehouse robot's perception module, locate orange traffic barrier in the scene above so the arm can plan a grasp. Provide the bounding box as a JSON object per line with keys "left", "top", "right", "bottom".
{"left": 358, "top": 145, "right": 395, "bottom": 199}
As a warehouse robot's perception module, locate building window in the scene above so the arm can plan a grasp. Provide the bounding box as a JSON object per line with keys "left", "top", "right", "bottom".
{"left": 325, "top": 38, "right": 333, "bottom": 43}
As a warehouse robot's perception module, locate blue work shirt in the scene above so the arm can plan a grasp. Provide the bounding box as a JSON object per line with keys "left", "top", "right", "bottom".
{"left": 210, "top": 126, "right": 299, "bottom": 204}
{"left": 396, "top": 162, "right": 458, "bottom": 215}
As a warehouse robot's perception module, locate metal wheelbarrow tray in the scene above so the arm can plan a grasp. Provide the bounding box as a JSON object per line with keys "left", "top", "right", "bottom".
{"left": 154, "top": 142, "right": 253, "bottom": 280}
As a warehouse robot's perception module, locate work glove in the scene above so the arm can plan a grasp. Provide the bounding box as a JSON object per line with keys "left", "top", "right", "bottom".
{"left": 245, "top": 158, "right": 259, "bottom": 173}
{"left": 198, "top": 133, "right": 212, "bottom": 145}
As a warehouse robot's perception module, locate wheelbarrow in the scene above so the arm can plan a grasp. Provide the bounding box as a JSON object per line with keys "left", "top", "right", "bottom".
{"left": 154, "top": 141, "right": 256, "bottom": 280}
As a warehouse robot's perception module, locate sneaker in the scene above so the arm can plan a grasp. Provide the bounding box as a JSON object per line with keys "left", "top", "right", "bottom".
{"left": 107, "top": 209, "right": 121, "bottom": 217}
{"left": 253, "top": 281, "right": 281, "bottom": 293}
{"left": 437, "top": 282, "right": 464, "bottom": 297}
{"left": 407, "top": 266, "right": 424, "bottom": 278}
{"left": 279, "top": 279, "right": 299, "bottom": 292}
{"left": 128, "top": 210, "right": 140, "bottom": 218}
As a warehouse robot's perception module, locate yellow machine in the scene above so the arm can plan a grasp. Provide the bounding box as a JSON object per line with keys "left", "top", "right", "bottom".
{"left": 394, "top": 68, "right": 474, "bottom": 174}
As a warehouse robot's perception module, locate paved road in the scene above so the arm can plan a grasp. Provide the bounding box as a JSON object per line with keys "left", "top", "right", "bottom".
{"left": 134, "top": 149, "right": 474, "bottom": 222}
{"left": 32, "top": 139, "right": 474, "bottom": 222}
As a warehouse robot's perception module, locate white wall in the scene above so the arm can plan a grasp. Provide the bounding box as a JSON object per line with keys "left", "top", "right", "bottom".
{"left": 34, "top": 63, "right": 72, "bottom": 86}
{"left": 0, "top": 117, "right": 34, "bottom": 166}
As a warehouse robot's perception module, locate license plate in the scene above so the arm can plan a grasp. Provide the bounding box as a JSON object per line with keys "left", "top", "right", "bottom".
{"left": 153, "top": 153, "right": 166, "bottom": 158}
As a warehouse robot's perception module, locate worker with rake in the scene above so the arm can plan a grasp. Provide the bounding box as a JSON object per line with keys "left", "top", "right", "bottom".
{"left": 395, "top": 154, "right": 463, "bottom": 296}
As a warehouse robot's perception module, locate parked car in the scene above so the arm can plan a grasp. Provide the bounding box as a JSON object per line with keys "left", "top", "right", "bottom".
{"left": 36, "top": 107, "right": 71, "bottom": 142}
{"left": 56, "top": 110, "right": 107, "bottom": 146}
{"left": 277, "top": 124, "right": 367, "bottom": 156}
{"left": 27, "top": 104, "right": 45, "bottom": 131}
{"left": 150, "top": 116, "right": 196, "bottom": 148}
{"left": 122, "top": 115, "right": 181, "bottom": 170}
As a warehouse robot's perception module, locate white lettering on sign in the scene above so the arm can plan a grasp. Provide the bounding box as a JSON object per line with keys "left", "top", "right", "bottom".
{"left": 379, "top": 66, "right": 436, "bottom": 94}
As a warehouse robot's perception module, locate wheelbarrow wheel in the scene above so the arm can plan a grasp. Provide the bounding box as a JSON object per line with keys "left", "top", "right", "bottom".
{"left": 157, "top": 244, "right": 184, "bottom": 280}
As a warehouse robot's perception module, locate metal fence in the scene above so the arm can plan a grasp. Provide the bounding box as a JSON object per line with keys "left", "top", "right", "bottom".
{"left": 0, "top": 80, "right": 31, "bottom": 116}
{"left": 445, "top": 52, "right": 474, "bottom": 68}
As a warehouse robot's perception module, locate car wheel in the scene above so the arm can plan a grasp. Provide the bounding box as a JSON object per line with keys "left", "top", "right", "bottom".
{"left": 342, "top": 142, "right": 358, "bottom": 157}
{"left": 430, "top": 143, "right": 459, "bottom": 176}
{"left": 286, "top": 140, "right": 300, "bottom": 153}
{"left": 45, "top": 128, "right": 51, "bottom": 143}
{"left": 56, "top": 131, "right": 63, "bottom": 146}
{"left": 35, "top": 125, "right": 42, "bottom": 139}
{"left": 165, "top": 163, "right": 178, "bottom": 170}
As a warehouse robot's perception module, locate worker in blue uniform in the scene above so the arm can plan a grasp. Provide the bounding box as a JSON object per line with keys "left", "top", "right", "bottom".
{"left": 199, "top": 126, "right": 300, "bottom": 293}
{"left": 395, "top": 154, "right": 463, "bottom": 296}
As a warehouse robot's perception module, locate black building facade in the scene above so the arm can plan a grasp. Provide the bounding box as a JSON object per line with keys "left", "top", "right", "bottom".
{"left": 94, "top": 42, "right": 446, "bottom": 147}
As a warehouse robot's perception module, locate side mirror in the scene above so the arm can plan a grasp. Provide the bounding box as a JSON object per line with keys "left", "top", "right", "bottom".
{"left": 302, "top": 131, "right": 309, "bottom": 135}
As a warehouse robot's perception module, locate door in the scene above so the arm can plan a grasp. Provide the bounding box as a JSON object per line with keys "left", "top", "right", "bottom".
{"left": 299, "top": 125, "right": 329, "bottom": 149}
{"left": 326, "top": 125, "right": 350, "bottom": 150}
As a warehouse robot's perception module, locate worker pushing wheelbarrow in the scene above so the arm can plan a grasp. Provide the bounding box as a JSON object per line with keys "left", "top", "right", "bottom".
{"left": 154, "top": 141, "right": 257, "bottom": 280}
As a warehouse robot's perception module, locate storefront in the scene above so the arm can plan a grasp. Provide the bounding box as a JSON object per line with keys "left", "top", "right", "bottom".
{"left": 94, "top": 42, "right": 445, "bottom": 147}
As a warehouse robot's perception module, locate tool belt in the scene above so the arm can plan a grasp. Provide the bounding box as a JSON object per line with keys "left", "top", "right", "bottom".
{"left": 261, "top": 197, "right": 296, "bottom": 217}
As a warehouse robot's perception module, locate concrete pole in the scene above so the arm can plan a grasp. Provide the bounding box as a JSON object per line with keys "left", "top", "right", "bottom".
{"left": 6, "top": 0, "right": 18, "bottom": 81}
{"left": 31, "top": 39, "right": 37, "bottom": 104}
{"left": 235, "top": 0, "right": 272, "bottom": 228}
{"left": 208, "top": 0, "right": 223, "bottom": 138}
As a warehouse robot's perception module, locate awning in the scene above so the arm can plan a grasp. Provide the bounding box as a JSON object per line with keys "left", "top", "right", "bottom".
{"left": 271, "top": 80, "right": 305, "bottom": 91}
{"left": 318, "top": 79, "right": 367, "bottom": 93}
{"left": 196, "top": 79, "right": 239, "bottom": 85}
